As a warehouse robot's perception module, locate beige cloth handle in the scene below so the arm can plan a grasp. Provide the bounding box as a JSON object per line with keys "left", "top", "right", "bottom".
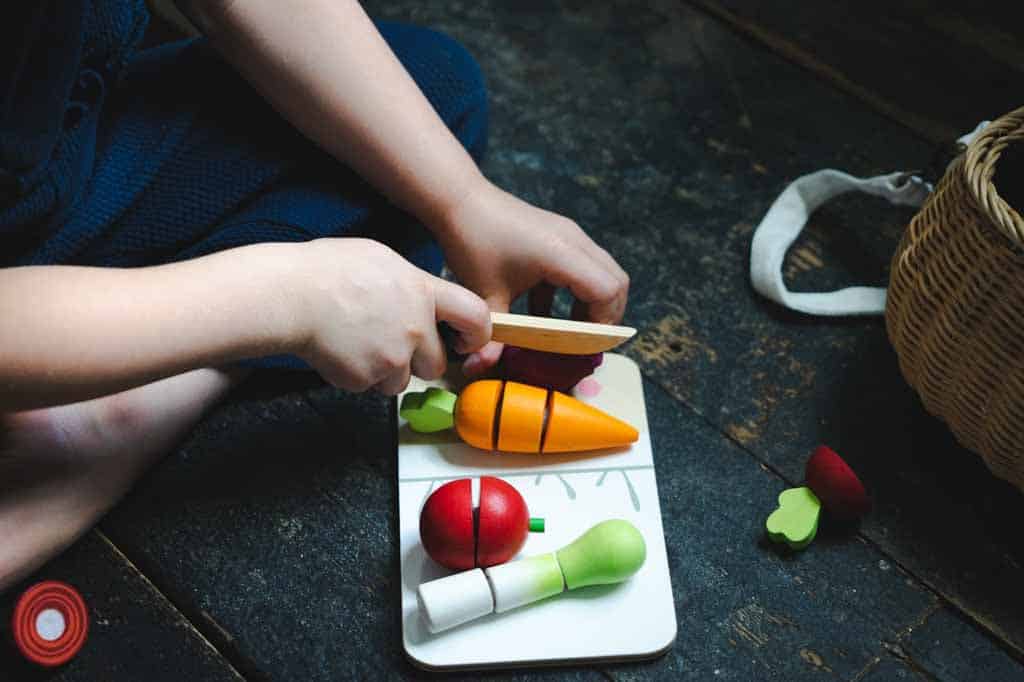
{"left": 749, "top": 122, "right": 990, "bottom": 317}
{"left": 749, "top": 170, "right": 932, "bottom": 316}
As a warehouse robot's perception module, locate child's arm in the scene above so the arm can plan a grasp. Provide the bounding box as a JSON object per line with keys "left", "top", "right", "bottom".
{"left": 181, "top": 0, "right": 630, "bottom": 374}
{"left": 181, "top": 0, "right": 484, "bottom": 230}
{"left": 0, "top": 240, "right": 489, "bottom": 411}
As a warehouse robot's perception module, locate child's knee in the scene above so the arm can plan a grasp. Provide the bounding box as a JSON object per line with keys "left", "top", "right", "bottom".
{"left": 377, "top": 22, "right": 488, "bottom": 155}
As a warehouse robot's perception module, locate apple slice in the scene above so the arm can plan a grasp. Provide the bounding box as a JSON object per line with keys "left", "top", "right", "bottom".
{"left": 419, "top": 479, "right": 475, "bottom": 570}
{"left": 477, "top": 477, "right": 531, "bottom": 567}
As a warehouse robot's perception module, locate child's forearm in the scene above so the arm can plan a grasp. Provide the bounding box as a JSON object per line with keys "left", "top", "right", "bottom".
{"left": 181, "top": 0, "right": 484, "bottom": 230}
{"left": 0, "top": 244, "right": 298, "bottom": 411}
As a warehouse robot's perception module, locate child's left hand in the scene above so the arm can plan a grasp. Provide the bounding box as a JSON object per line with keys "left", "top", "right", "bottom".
{"left": 435, "top": 177, "right": 630, "bottom": 375}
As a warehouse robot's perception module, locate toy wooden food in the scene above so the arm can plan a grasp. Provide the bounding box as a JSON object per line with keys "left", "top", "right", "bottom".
{"left": 11, "top": 581, "right": 89, "bottom": 667}
{"left": 765, "top": 445, "right": 871, "bottom": 550}
{"left": 420, "top": 477, "right": 545, "bottom": 570}
{"left": 500, "top": 346, "right": 603, "bottom": 392}
{"left": 417, "top": 519, "right": 646, "bottom": 633}
{"left": 805, "top": 445, "right": 871, "bottom": 520}
{"left": 766, "top": 487, "right": 821, "bottom": 549}
{"left": 490, "top": 312, "right": 635, "bottom": 355}
{"left": 400, "top": 380, "right": 638, "bottom": 453}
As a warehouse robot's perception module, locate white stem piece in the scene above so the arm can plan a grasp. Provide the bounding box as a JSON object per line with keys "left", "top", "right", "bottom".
{"left": 417, "top": 553, "right": 568, "bottom": 634}
{"left": 417, "top": 568, "right": 494, "bottom": 634}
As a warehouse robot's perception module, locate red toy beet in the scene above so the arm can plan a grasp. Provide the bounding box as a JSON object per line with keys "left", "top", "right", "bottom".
{"left": 500, "top": 346, "right": 603, "bottom": 393}
{"left": 805, "top": 445, "right": 871, "bottom": 520}
{"left": 420, "top": 477, "right": 543, "bottom": 570}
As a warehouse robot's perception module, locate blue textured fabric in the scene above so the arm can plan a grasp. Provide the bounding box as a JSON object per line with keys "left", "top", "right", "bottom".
{"left": 1, "top": 7, "right": 489, "bottom": 369}
{"left": 1, "top": 1, "right": 149, "bottom": 249}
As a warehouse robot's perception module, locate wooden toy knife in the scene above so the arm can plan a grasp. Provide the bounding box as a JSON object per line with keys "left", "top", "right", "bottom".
{"left": 488, "top": 312, "right": 636, "bottom": 355}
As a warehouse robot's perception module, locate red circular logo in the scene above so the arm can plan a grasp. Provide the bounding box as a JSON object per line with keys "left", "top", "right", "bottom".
{"left": 11, "top": 580, "right": 89, "bottom": 667}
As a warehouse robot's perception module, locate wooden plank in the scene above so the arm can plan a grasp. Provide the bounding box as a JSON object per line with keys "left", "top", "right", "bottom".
{"left": 0, "top": 532, "right": 241, "bottom": 681}
{"left": 688, "top": 0, "right": 1024, "bottom": 144}
{"left": 903, "top": 607, "right": 1024, "bottom": 680}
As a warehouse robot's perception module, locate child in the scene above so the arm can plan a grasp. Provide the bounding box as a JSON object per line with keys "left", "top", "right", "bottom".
{"left": 0, "top": 0, "right": 628, "bottom": 592}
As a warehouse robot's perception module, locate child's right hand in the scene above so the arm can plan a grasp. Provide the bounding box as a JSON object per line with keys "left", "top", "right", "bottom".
{"left": 280, "top": 238, "right": 491, "bottom": 395}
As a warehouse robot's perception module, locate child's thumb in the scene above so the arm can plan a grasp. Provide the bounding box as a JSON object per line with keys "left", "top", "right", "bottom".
{"left": 461, "top": 294, "right": 510, "bottom": 376}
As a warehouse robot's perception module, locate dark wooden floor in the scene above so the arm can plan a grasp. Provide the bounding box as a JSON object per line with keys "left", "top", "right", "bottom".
{"left": 3, "top": 2, "right": 1024, "bottom": 680}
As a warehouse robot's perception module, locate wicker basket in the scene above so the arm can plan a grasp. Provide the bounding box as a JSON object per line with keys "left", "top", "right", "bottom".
{"left": 886, "top": 106, "right": 1024, "bottom": 490}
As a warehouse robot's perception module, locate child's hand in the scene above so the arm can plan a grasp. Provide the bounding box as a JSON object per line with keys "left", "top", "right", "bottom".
{"left": 435, "top": 179, "right": 630, "bottom": 375}
{"left": 285, "top": 239, "right": 491, "bottom": 394}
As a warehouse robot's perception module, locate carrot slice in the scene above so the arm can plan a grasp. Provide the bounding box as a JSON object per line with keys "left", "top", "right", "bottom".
{"left": 455, "top": 380, "right": 503, "bottom": 450}
{"left": 542, "top": 390, "right": 639, "bottom": 453}
{"left": 496, "top": 381, "right": 548, "bottom": 453}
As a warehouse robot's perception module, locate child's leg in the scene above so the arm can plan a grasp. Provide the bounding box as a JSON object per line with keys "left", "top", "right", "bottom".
{"left": 0, "top": 367, "right": 247, "bottom": 593}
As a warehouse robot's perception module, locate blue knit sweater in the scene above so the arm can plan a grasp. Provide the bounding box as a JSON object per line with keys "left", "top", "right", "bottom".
{"left": 1, "top": 1, "right": 148, "bottom": 259}
{"left": 0, "top": 1, "right": 488, "bottom": 368}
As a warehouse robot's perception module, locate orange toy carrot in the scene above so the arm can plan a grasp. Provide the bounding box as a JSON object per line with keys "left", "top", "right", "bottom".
{"left": 401, "top": 380, "right": 638, "bottom": 454}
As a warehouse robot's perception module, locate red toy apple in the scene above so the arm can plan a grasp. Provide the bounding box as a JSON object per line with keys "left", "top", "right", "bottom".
{"left": 805, "top": 445, "right": 871, "bottom": 520}
{"left": 419, "top": 476, "right": 542, "bottom": 570}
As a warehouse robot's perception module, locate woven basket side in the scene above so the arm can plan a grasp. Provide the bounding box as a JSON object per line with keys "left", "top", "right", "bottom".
{"left": 886, "top": 109, "right": 1024, "bottom": 490}
{"left": 964, "top": 107, "right": 1024, "bottom": 246}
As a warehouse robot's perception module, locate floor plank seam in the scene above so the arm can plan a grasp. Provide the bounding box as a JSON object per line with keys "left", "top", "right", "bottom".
{"left": 846, "top": 655, "right": 882, "bottom": 682}
{"left": 879, "top": 641, "right": 943, "bottom": 682}
{"left": 95, "top": 528, "right": 253, "bottom": 675}
{"left": 892, "top": 602, "right": 943, "bottom": 644}
{"left": 94, "top": 529, "right": 249, "bottom": 681}
{"left": 847, "top": 608, "right": 948, "bottom": 682}
{"left": 681, "top": 0, "right": 954, "bottom": 146}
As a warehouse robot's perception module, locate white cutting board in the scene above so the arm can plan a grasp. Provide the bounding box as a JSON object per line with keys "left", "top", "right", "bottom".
{"left": 397, "top": 353, "right": 677, "bottom": 670}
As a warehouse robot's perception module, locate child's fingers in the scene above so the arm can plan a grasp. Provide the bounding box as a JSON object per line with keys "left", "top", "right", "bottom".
{"left": 528, "top": 282, "right": 556, "bottom": 317}
{"left": 463, "top": 339, "right": 504, "bottom": 377}
{"left": 585, "top": 242, "right": 630, "bottom": 296}
{"left": 463, "top": 294, "right": 509, "bottom": 376}
{"left": 571, "top": 271, "right": 627, "bottom": 325}
{"left": 431, "top": 276, "right": 491, "bottom": 354}
{"left": 375, "top": 367, "right": 412, "bottom": 396}
{"left": 544, "top": 250, "right": 626, "bottom": 325}
{"left": 411, "top": 325, "right": 447, "bottom": 380}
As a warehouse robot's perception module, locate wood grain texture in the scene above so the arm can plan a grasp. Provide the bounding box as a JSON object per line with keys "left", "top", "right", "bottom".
{"left": 688, "top": 0, "right": 1024, "bottom": 145}
{"left": 490, "top": 312, "right": 636, "bottom": 355}
{"left": 0, "top": 532, "right": 240, "bottom": 681}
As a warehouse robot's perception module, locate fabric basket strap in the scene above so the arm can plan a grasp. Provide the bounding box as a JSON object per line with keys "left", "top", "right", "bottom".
{"left": 749, "top": 122, "right": 990, "bottom": 317}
